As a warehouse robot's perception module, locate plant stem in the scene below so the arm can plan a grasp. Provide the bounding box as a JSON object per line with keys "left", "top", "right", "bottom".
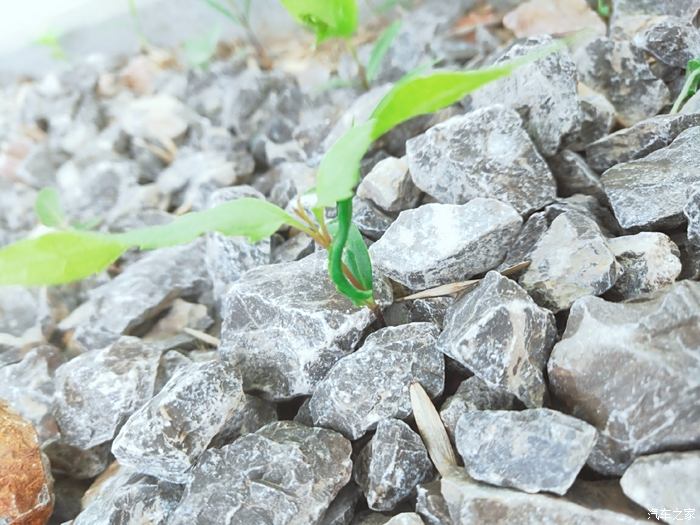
{"left": 671, "top": 68, "right": 700, "bottom": 113}
{"left": 346, "top": 40, "right": 370, "bottom": 90}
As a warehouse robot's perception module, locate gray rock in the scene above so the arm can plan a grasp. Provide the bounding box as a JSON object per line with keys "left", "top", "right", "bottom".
{"left": 220, "top": 251, "right": 384, "bottom": 400}
{"left": 607, "top": 232, "right": 682, "bottom": 300}
{"left": 470, "top": 36, "right": 582, "bottom": 157}
{"left": 602, "top": 127, "right": 700, "bottom": 230}
{"left": 0, "top": 345, "right": 63, "bottom": 443}
{"left": 51, "top": 475, "right": 91, "bottom": 524}
{"left": 498, "top": 211, "right": 551, "bottom": 270}
{"left": 370, "top": 200, "right": 522, "bottom": 290}
{"left": 574, "top": 37, "right": 670, "bottom": 127}
{"left": 309, "top": 323, "right": 444, "bottom": 440}
{"left": 112, "top": 359, "right": 245, "bottom": 483}
{"left": 406, "top": 106, "right": 556, "bottom": 215}
{"left": 519, "top": 212, "right": 620, "bottom": 312}
{"left": 170, "top": 421, "right": 352, "bottom": 525}
{"left": 352, "top": 196, "right": 396, "bottom": 241}
{"left": 632, "top": 16, "right": 700, "bottom": 69}
{"left": 544, "top": 195, "right": 622, "bottom": 236}
{"left": 210, "top": 393, "right": 278, "bottom": 448}
{"left": 441, "top": 471, "right": 647, "bottom": 524}
{"left": 385, "top": 514, "right": 425, "bottom": 525}
{"left": 354, "top": 419, "right": 433, "bottom": 511}
{"left": 586, "top": 113, "right": 700, "bottom": 173}
{"left": 357, "top": 156, "right": 421, "bottom": 213}
{"left": 0, "top": 286, "right": 39, "bottom": 337}
{"left": 74, "top": 469, "right": 183, "bottom": 525}
{"left": 455, "top": 409, "right": 597, "bottom": 495}
{"left": 548, "top": 281, "right": 700, "bottom": 475}
{"left": 415, "top": 480, "right": 453, "bottom": 525}
{"left": 620, "top": 451, "right": 700, "bottom": 518}
{"left": 204, "top": 186, "right": 271, "bottom": 303}
{"left": 319, "top": 483, "right": 362, "bottom": 525}
{"left": 43, "top": 440, "right": 112, "bottom": 480}
{"left": 55, "top": 159, "right": 140, "bottom": 226}
{"left": 384, "top": 297, "right": 454, "bottom": 329}
{"left": 439, "top": 271, "right": 556, "bottom": 407}
{"left": 440, "top": 376, "right": 518, "bottom": 441}
{"left": 685, "top": 185, "right": 700, "bottom": 248}
{"left": 681, "top": 90, "right": 700, "bottom": 114}
{"left": 610, "top": 0, "right": 700, "bottom": 38}
{"left": 565, "top": 83, "right": 615, "bottom": 151}
{"left": 64, "top": 241, "right": 210, "bottom": 350}
{"left": 547, "top": 150, "right": 605, "bottom": 201}
{"left": 53, "top": 336, "right": 162, "bottom": 449}
{"left": 154, "top": 350, "right": 192, "bottom": 392}
{"left": 157, "top": 150, "right": 255, "bottom": 210}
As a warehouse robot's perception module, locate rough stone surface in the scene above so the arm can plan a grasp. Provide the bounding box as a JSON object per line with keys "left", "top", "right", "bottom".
{"left": 547, "top": 150, "right": 605, "bottom": 201}
{"left": 440, "top": 376, "right": 518, "bottom": 441}
{"left": 586, "top": 113, "right": 700, "bottom": 173}
{"left": 210, "top": 393, "right": 278, "bottom": 448}
{"left": 112, "top": 359, "right": 245, "bottom": 483}
{"left": 63, "top": 241, "right": 210, "bottom": 350}
{"left": 357, "top": 156, "right": 421, "bottom": 213}
{"left": 352, "top": 196, "right": 396, "bottom": 241}
{"left": 170, "top": 421, "right": 352, "bottom": 525}
{"left": 564, "top": 83, "right": 615, "bottom": 152}
{"left": 220, "top": 251, "right": 384, "bottom": 400}
{"left": 0, "top": 345, "right": 63, "bottom": 444}
{"left": 607, "top": 232, "right": 682, "bottom": 300}
{"left": 74, "top": 468, "right": 183, "bottom": 525}
{"left": 354, "top": 419, "right": 433, "bottom": 511}
{"left": 53, "top": 336, "right": 162, "bottom": 449}
{"left": 319, "top": 483, "right": 361, "bottom": 525}
{"left": 602, "top": 127, "right": 700, "bottom": 230}
{"left": 438, "top": 271, "right": 556, "bottom": 407}
{"left": 205, "top": 186, "right": 271, "bottom": 303}
{"left": 455, "top": 409, "right": 597, "bottom": 495}
{"left": 0, "top": 403, "right": 54, "bottom": 525}
{"left": 503, "top": 0, "right": 606, "bottom": 38}
{"left": 43, "top": 440, "right": 112, "bottom": 480}
{"left": 0, "top": 286, "right": 38, "bottom": 337}
{"left": 574, "top": 37, "right": 670, "bottom": 127}
{"left": 519, "top": 212, "right": 620, "bottom": 312}
{"left": 632, "top": 16, "right": 700, "bottom": 69}
{"left": 415, "top": 480, "right": 453, "bottom": 525}
{"left": 470, "top": 36, "right": 582, "bottom": 157}
{"left": 548, "top": 281, "right": 700, "bottom": 475}
{"left": 370, "top": 200, "right": 522, "bottom": 290}
{"left": 441, "top": 471, "right": 647, "bottom": 524}
{"left": 610, "top": 0, "right": 700, "bottom": 38}
{"left": 684, "top": 185, "right": 700, "bottom": 249}
{"left": 309, "top": 323, "right": 444, "bottom": 440}
{"left": 406, "top": 106, "right": 556, "bottom": 215}
{"left": 620, "top": 451, "right": 700, "bottom": 517}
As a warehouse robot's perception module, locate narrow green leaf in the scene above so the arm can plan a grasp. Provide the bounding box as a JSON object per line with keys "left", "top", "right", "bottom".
{"left": 671, "top": 57, "right": 700, "bottom": 113}
{"left": 366, "top": 20, "right": 401, "bottom": 84}
{"left": 35, "top": 188, "right": 66, "bottom": 228}
{"left": 279, "top": 0, "right": 358, "bottom": 41}
{"left": 0, "top": 231, "right": 127, "bottom": 286}
{"left": 115, "top": 197, "right": 304, "bottom": 249}
{"left": 184, "top": 26, "right": 221, "bottom": 68}
{"left": 315, "top": 119, "right": 376, "bottom": 209}
{"left": 327, "top": 220, "right": 373, "bottom": 291}
{"left": 370, "top": 41, "right": 563, "bottom": 139}
{"left": 370, "top": 66, "right": 512, "bottom": 139}
{"left": 327, "top": 199, "right": 373, "bottom": 306}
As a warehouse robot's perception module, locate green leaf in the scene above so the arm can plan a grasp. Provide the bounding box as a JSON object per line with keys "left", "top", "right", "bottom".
{"left": 0, "top": 231, "right": 128, "bottom": 286}
{"left": 370, "top": 42, "right": 563, "bottom": 139}
{"left": 34, "top": 188, "right": 66, "bottom": 228}
{"left": 279, "top": 0, "right": 358, "bottom": 41}
{"left": 366, "top": 20, "right": 401, "bottom": 84}
{"left": 315, "top": 119, "right": 376, "bottom": 208}
{"left": 597, "top": 0, "right": 610, "bottom": 17}
{"left": 184, "top": 26, "right": 221, "bottom": 68}
{"left": 671, "top": 57, "right": 700, "bottom": 113}
{"left": 327, "top": 220, "right": 372, "bottom": 291}
{"left": 370, "top": 66, "right": 513, "bottom": 139}
{"left": 327, "top": 199, "right": 373, "bottom": 306}
{"left": 115, "top": 197, "right": 304, "bottom": 249}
